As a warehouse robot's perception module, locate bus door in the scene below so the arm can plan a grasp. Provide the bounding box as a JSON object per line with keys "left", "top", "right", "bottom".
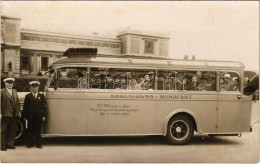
{"left": 217, "top": 71, "right": 242, "bottom": 133}
{"left": 45, "top": 66, "right": 89, "bottom": 135}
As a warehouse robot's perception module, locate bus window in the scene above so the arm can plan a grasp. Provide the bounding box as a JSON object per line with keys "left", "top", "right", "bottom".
{"left": 157, "top": 71, "right": 176, "bottom": 90}
{"left": 96, "top": 68, "right": 155, "bottom": 90}
{"left": 53, "top": 67, "right": 88, "bottom": 89}
{"left": 90, "top": 67, "right": 108, "bottom": 89}
{"left": 220, "top": 72, "right": 240, "bottom": 91}
{"left": 195, "top": 71, "right": 216, "bottom": 91}
{"left": 157, "top": 70, "right": 216, "bottom": 91}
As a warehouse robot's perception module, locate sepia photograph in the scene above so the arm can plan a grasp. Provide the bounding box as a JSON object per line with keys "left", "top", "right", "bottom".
{"left": 0, "top": 1, "right": 259, "bottom": 163}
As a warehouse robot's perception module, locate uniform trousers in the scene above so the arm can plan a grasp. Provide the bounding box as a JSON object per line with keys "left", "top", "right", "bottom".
{"left": 26, "top": 116, "right": 42, "bottom": 146}
{"left": 1, "top": 117, "right": 17, "bottom": 148}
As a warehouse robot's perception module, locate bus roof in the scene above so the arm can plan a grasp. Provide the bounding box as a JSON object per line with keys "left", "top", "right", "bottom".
{"left": 50, "top": 54, "right": 244, "bottom": 70}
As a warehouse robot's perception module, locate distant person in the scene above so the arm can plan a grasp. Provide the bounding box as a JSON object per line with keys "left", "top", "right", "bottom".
{"left": 1, "top": 78, "right": 21, "bottom": 151}
{"left": 8, "top": 61, "right": 12, "bottom": 71}
{"left": 23, "top": 81, "right": 46, "bottom": 149}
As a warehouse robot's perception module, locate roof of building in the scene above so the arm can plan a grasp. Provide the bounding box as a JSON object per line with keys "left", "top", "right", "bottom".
{"left": 117, "top": 27, "right": 170, "bottom": 39}
{"left": 21, "top": 28, "right": 120, "bottom": 42}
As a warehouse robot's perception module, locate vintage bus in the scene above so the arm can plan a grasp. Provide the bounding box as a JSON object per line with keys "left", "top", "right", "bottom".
{"left": 16, "top": 48, "right": 258, "bottom": 145}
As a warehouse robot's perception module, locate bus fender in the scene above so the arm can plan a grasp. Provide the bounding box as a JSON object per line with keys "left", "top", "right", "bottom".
{"left": 163, "top": 109, "right": 201, "bottom": 136}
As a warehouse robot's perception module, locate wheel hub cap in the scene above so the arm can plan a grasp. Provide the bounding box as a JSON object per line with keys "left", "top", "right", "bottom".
{"left": 176, "top": 127, "right": 182, "bottom": 133}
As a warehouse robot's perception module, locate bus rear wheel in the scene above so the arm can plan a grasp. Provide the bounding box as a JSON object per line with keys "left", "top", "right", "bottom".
{"left": 166, "top": 115, "right": 194, "bottom": 145}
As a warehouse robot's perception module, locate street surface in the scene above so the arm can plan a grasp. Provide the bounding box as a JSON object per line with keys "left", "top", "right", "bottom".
{"left": 1, "top": 102, "right": 259, "bottom": 163}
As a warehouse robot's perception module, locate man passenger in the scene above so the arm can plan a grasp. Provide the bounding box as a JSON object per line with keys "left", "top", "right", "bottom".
{"left": 186, "top": 75, "right": 199, "bottom": 91}
{"left": 220, "top": 73, "right": 233, "bottom": 91}
{"left": 105, "top": 74, "right": 114, "bottom": 89}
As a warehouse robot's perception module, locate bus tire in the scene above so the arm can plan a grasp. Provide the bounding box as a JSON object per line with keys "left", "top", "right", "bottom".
{"left": 166, "top": 115, "right": 194, "bottom": 145}
{"left": 15, "top": 118, "right": 26, "bottom": 144}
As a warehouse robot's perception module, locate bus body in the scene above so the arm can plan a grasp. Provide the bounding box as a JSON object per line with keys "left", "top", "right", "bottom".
{"left": 19, "top": 48, "right": 255, "bottom": 144}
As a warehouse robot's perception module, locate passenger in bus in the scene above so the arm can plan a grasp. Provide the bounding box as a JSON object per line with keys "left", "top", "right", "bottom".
{"left": 143, "top": 74, "right": 151, "bottom": 90}
{"left": 91, "top": 74, "right": 102, "bottom": 89}
{"left": 175, "top": 77, "right": 182, "bottom": 90}
{"left": 220, "top": 73, "right": 233, "bottom": 91}
{"left": 113, "top": 76, "right": 127, "bottom": 89}
{"left": 244, "top": 77, "right": 250, "bottom": 86}
{"left": 186, "top": 75, "right": 199, "bottom": 91}
{"left": 166, "top": 76, "right": 176, "bottom": 90}
{"left": 136, "top": 75, "right": 145, "bottom": 90}
{"left": 157, "top": 74, "right": 165, "bottom": 90}
{"left": 219, "top": 78, "right": 225, "bottom": 91}
{"left": 135, "top": 74, "right": 150, "bottom": 90}
{"left": 197, "top": 77, "right": 208, "bottom": 91}
{"left": 183, "top": 74, "right": 192, "bottom": 90}
{"left": 105, "top": 74, "right": 114, "bottom": 89}
{"left": 148, "top": 72, "right": 155, "bottom": 89}
{"left": 128, "top": 78, "right": 138, "bottom": 90}
{"left": 76, "top": 72, "right": 84, "bottom": 78}
{"left": 231, "top": 77, "right": 239, "bottom": 91}
{"left": 164, "top": 77, "right": 172, "bottom": 90}
{"left": 205, "top": 76, "right": 216, "bottom": 91}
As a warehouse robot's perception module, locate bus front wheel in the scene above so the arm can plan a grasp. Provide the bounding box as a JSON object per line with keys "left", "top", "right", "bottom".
{"left": 15, "top": 118, "right": 26, "bottom": 143}
{"left": 166, "top": 115, "right": 194, "bottom": 145}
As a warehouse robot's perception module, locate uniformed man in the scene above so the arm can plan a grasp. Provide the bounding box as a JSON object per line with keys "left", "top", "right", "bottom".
{"left": 23, "top": 81, "right": 46, "bottom": 148}
{"left": 1, "top": 78, "right": 21, "bottom": 151}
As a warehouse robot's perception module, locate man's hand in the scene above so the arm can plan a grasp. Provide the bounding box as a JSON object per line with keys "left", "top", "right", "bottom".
{"left": 42, "top": 117, "right": 46, "bottom": 122}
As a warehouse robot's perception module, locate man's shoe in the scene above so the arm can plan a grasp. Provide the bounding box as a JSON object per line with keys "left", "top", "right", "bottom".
{"left": 1, "top": 147, "right": 7, "bottom": 151}
{"left": 26, "top": 145, "right": 32, "bottom": 148}
{"left": 36, "top": 145, "right": 42, "bottom": 149}
{"left": 7, "top": 146, "right": 15, "bottom": 149}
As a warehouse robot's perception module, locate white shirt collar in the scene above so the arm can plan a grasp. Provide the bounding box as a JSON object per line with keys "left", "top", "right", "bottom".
{"left": 6, "top": 88, "right": 12, "bottom": 95}
{"left": 32, "top": 92, "right": 38, "bottom": 97}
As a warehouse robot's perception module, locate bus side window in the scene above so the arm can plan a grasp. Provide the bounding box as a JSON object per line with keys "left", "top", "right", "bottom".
{"left": 105, "top": 68, "right": 155, "bottom": 90}
{"left": 157, "top": 70, "right": 216, "bottom": 91}
{"left": 134, "top": 71, "right": 154, "bottom": 90}
{"left": 220, "top": 72, "right": 240, "bottom": 91}
{"left": 53, "top": 67, "right": 88, "bottom": 89}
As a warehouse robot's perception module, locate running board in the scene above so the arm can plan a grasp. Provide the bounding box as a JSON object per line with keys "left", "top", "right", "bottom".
{"left": 209, "top": 133, "right": 241, "bottom": 137}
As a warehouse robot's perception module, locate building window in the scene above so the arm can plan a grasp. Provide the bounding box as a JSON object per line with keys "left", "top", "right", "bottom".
{"left": 144, "top": 39, "right": 155, "bottom": 54}
{"left": 41, "top": 57, "right": 49, "bottom": 71}
{"left": 21, "top": 53, "right": 29, "bottom": 70}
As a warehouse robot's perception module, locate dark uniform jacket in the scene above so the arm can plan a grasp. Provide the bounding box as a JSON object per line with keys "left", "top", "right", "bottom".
{"left": 1, "top": 88, "right": 20, "bottom": 117}
{"left": 23, "top": 92, "right": 47, "bottom": 121}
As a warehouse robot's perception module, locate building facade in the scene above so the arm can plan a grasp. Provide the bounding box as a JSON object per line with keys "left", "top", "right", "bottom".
{"left": 1, "top": 15, "right": 170, "bottom": 78}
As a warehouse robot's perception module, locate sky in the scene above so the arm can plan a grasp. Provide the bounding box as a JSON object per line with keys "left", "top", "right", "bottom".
{"left": 1, "top": 1, "right": 259, "bottom": 70}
